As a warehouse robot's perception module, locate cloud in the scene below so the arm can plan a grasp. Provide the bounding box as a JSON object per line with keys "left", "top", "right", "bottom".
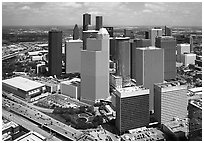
{"left": 143, "top": 9, "right": 152, "bottom": 13}
{"left": 20, "top": 6, "right": 31, "bottom": 10}
{"left": 144, "top": 3, "right": 166, "bottom": 12}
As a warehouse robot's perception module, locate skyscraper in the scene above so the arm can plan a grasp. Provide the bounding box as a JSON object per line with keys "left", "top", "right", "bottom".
{"left": 83, "top": 13, "right": 91, "bottom": 31}
{"left": 150, "top": 28, "right": 162, "bottom": 46}
{"left": 155, "top": 36, "right": 177, "bottom": 80}
{"left": 124, "top": 29, "right": 134, "bottom": 39}
{"left": 115, "top": 86, "right": 150, "bottom": 134}
{"left": 65, "top": 39, "right": 83, "bottom": 73}
{"left": 95, "top": 16, "right": 103, "bottom": 30}
{"left": 177, "top": 43, "right": 191, "bottom": 62}
{"left": 145, "top": 31, "right": 149, "bottom": 39}
{"left": 165, "top": 26, "right": 172, "bottom": 36}
{"left": 73, "top": 24, "right": 80, "bottom": 40}
{"left": 111, "top": 37, "right": 131, "bottom": 85}
{"left": 48, "top": 30, "right": 62, "bottom": 76}
{"left": 154, "top": 81, "right": 187, "bottom": 124}
{"left": 81, "top": 28, "right": 110, "bottom": 105}
{"left": 132, "top": 47, "right": 164, "bottom": 112}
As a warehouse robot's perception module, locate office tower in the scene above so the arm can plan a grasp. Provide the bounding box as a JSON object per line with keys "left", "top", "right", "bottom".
{"left": 190, "top": 35, "right": 194, "bottom": 52}
{"left": 65, "top": 39, "right": 83, "bottom": 73}
{"left": 154, "top": 81, "right": 188, "bottom": 124}
{"left": 165, "top": 26, "right": 172, "bottom": 36}
{"left": 81, "top": 28, "right": 110, "bottom": 105}
{"left": 130, "top": 39, "right": 151, "bottom": 78}
{"left": 48, "top": 30, "right": 62, "bottom": 76}
{"left": 83, "top": 30, "right": 98, "bottom": 50}
{"left": 177, "top": 43, "right": 190, "bottom": 62}
{"left": 73, "top": 24, "right": 80, "bottom": 40}
{"left": 104, "top": 27, "right": 114, "bottom": 37}
{"left": 150, "top": 28, "right": 162, "bottom": 46}
{"left": 124, "top": 29, "right": 134, "bottom": 39}
{"left": 132, "top": 47, "right": 164, "bottom": 112}
{"left": 111, "top": 37, "right": 131, "bottom": 85}
{"left": 134, "top": 39, "right": 151, "bottom": 48}
{"left": 83, "top": 13, "right": 91, "bottom": 31}
{"left": 155, "top": 36, "right": 177, "bottom": 80}
{"left": 181, "top": 53, "right": 196, "bottom": 67}
{"left": 115, "top": 86, "right": 150, "bottom": 134}
{"left": 145, "top": 31, "right": 149, "bottom": 39}
{"left": 95, "top": 16, "right": 103, "bottom": 30}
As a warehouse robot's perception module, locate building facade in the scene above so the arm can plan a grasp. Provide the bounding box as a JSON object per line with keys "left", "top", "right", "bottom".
{"left": 65, "top": 39, "right": 83, "bottom": 73}
{"left": 81, "top": 28, "right": 110, "bottom": 105}
{"left": 177, "top": 43, "right": 190, "bottom": 62}
{"left": 73, "top": 24, "right": 80, "bottom": 40}
{"left": 154, "top": 81, "right": 188, "bottom": 124}
{"left": 155, "top": 36, "right": 177, "bottom": 80}
{"left": 132, "top": 47, "right": 164, "bottom": 112}
{"left": 48, "top": 30, "right": 62, "bottom": 76}
{"left": 95, "top": 16, "right": 103, "bottom": 30}
{"left": 150, "top": 28, "right": 162, "bottom": 46}
{"left": 115, "top": 86, "right": 150, "bottom": 134}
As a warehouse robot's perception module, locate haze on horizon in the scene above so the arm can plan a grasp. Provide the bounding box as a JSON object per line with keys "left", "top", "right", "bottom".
{"left": 2, "top": 2, "right": 202, "bottom": 27}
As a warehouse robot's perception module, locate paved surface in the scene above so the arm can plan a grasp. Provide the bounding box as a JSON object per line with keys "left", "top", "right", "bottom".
{"left": 2, "top": 109, "right": 61, "bottom": 141}
{"left": 3, "top": 97, "right": 83, "bottom": 141}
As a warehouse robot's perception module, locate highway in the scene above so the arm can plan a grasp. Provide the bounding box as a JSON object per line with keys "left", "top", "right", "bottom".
{"left": 3, "top": 97, "right": 83, "bottom": 141}
{"left": 2, "top": 109, "right": 61, "bottom": 141}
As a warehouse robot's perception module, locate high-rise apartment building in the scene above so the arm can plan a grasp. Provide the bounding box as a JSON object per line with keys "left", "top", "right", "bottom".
{"left": 115, "top": 86, "right": 150, "bottom": 134}
{"left": 95, "top": 16, "right": 103, "bottom": 30}
{"left": 48, "top": 30, "right": 62, "bottom": 76}
{"left": 165, "top": 26, "right": 172, "bottom": 36}
{"left": 81, "top": 28, "right": 110, "bottom": 105}
{"left": 150, "top": 28, "right": 162, "bottom": 46}
{"left": 132, "top": 47, "right": 164, "bottom": 112}
{"left": 154, "top": 81, "right": 188, "bottom": 124}
{"left": 155, "top": 36, "right": 177, "bottom": 80}
{"left": 65, "top": 39, "right": 83, "bottom": 73}
{"left": 73, "top": 24, "right": 80, "bottom": 40}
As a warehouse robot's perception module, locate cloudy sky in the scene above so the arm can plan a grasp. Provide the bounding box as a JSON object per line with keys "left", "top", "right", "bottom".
{"left": 2, "top": 2, "right": 202, "bottom": 26}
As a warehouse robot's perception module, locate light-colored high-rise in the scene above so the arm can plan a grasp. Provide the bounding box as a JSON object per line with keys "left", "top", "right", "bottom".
{"left": 81, "top": 28, "right": 110, "bottom": 105}
{"left": 177, "top": 43, "right": 190, "bottom": 62}
{"left": 150, "top": 28, "right": 162, "bottom": 46}
{"left": 154, "top": 81, "right": 188, "bottom": 124}
{"left": 132, "top": 47, "right": 164, "bottom": 112}
{"left": 65, "top": 39, "right": 83, "bottom": 73}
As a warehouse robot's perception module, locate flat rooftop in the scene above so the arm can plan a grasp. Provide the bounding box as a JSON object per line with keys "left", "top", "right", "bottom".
{"left": 15, "top": 132, "right": 45, "bottom": 141}
{"left": 137, "top": 46, "right": 161, "bottom": 50}
{"left": 83, "top": 30, "right": 98, "bottom": 33}
{"left": 3, "top": 76, "right": 45, "bottom": 92}
{"left": 67, "top": 39, "right": 83, "bottom": 43}
{"left": 190, "top": 99, "right": 202, "bottom": 110}
{"left": 188, "top": 87, "right": 202, "bottom": 93}
{"left": 163, "top": 118, "right": 189, "bottom": 134}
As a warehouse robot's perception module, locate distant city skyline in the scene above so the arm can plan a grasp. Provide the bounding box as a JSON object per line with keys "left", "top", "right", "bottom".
{"left": 2, "top": 2, "right": 202, "bottom": 26}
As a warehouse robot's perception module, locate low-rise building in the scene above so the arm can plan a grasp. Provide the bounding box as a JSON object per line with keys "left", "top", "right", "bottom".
{"left": 2, "top": 76, "right": 46, "bottom": 102}
{"left": 14, "top": 131, "right": 46, "bottom": 141}
{"left": 181, "top": 53, "right": 196, "bottom": 67}
{"left": 162, "top": 118, "right": 189, "bottom": 140}
{"left": 60, "top": 78, "right": 81, "bottom": 100}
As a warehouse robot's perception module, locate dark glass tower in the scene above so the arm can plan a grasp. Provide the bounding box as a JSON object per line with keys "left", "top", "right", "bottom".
{"left": 83, "top": 13, "right": 91, "bottom": 31}
{"left": 48, "top": 30, "right": 62, "bottom": 76}
{"left": 165, "top": 26, "right": 172, "bottom": 36}
{"left": 95, "top": 16, "right": 103, "bottom": 30}
{"left": 73, "top": 24, "right": 80, "bottom": 40}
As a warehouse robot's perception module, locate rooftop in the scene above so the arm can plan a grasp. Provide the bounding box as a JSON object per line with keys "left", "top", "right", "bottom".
{"left": 67, "top": 39, "right": 83, "bottom": 43}
{"left": 163, "top": 118, "right": 189, "bottom": 134}
{"left": 190, "top": 99, "right": 202, "bottom": 109}
{"left": 188, "top": 87, "right": 202, "bottom": 93}
{"left": 138, "top": 46, "right": 161, "bottom": 50}
{"left": 83, "top": 30, "right": 98, "bottom": 33}
{"left": 14, "top": 131, "right": 46, "bottom": 141}
{"left": 121, "top": 127, "right": 165, "bottom": 141}
{"left": 3, "top": 76, "right": 45, "bottom": 92}
{"left": 115, "top": 37, "right": 130, "bottom": 40}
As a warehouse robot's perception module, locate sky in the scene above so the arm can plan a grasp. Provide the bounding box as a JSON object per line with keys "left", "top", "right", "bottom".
{"left": 2, "top": 2, "right": 202, "bottom": 26}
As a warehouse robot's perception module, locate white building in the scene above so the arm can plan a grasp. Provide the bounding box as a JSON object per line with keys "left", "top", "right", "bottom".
{"left": 177, "top": 44, "right": 190, "bottom": 62}
{"left": 150, "top": 28, "right": 162, "bottom": 46}
{"left": 181, "top": 53, "right": 196, "bottom": 67}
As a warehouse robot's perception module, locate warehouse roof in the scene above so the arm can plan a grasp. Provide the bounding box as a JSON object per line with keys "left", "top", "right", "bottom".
{"left": 3, "top": 76, "right": 45, "bottom": 92}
